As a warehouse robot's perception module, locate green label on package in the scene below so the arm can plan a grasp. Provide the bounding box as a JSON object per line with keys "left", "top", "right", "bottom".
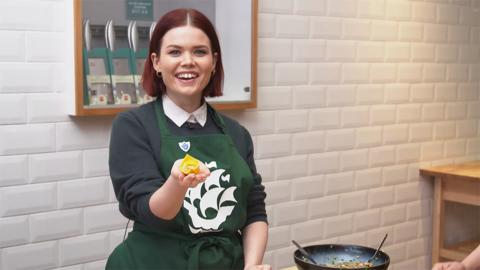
{"left": 126, "top": 0, "right": 153, "bottom": 21}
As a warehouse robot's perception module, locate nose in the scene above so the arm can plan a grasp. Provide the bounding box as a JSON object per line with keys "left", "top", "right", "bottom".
{"left": 181, "top": 52, "right": 194, "bottom": 66}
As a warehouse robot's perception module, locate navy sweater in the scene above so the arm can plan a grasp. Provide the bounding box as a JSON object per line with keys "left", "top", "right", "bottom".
{"left": 109, "top": 100, "right": 267, "bottom": 229}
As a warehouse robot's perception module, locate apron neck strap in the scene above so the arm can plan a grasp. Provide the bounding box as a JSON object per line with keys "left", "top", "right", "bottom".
{"left": 207, "top": 103, "right": 227, "bottom": 132}
{"left": 207, "top": 104, "right": 236, "bottom": 147}
{"left": 154, "top": 99, "right": 172, "bottom": 137}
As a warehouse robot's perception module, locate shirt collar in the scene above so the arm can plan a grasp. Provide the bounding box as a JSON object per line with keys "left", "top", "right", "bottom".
{"left": 162, "top": 94, "right": 207, "bottom": 127}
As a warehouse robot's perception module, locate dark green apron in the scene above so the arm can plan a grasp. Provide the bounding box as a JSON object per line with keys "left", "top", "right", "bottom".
{"left": 107, "top": 101, "right": 254, "bottom": 270}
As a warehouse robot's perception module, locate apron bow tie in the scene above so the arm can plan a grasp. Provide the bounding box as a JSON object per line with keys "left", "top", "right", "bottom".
{"left": 184, "top": 235, "right": 240, "bottom": 270}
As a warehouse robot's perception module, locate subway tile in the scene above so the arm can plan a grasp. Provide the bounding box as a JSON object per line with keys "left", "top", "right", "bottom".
{"left": 358, "top": 0, "right": 385, "bottom": 19}
{"left": 293, "top": 39, "right": 325, "bottom": 62}
{"left": 273, "top": 200, "right": 308, "bottom": 226}
{"left": 398, "top": 22, "right": 422, "bottom": 41}
{"left": 343, "top": 19, "right": 371, "bottom": 40}
{"left": 0, "top": 94, "right": 26, "bottom": 124}
{"left": 326, "top": 40, "right": 356, "bottom": 62}
{"left": 326, "top": 0, "right": 356, "bottom": 17}
{"left": 267, "top": 225, "right": 290, "bottom": 250}
{"left": 311, "top": 17, "right": 342, "bottom": 39}
{"left": 424, "top": 23, "right": 448, "bottom": 43}
{"left": 324, "top": 214, "right": 353, "bottom": 238}
{"left": 310, "top": 108, "right": 340, "bottom": 130}
{"left": 309, "top": 152, "right": 339, "bottom": 175}
{"left": 58, "top": 177, "right": 109, "bottom": 209}
{"left": 385, "top": 42, "right": 410, "bottom": 62}
{"left": 355, "top": 168, "right": 382, "bottom": 190}
{"left": 30, "top": 209, "right": 82, "bottom": 242}
{"left": 396, "top": 143, "right": 421, "bottom": 164}
{"left": 56, "top": 119, "right": 112, "bottom": 151}
{"left": 343, "top": 64, "right": 369, "bottom": 83}
{"left": 340, "top": 149, "right": 369, "bottom": 171}
{"left": 356, "top": 126, "right": 382, "bottom": 148}
{"left": 412, "top": 2, "right": 436, "bottom": 23}
{"left": 258, "top": 14, "right": 276, "bottom": 38}
{"left": 386, "top": 1, "right": 412, "bottom": 21}
{"left": 85, "top": 204, "right": 127, "bottom": 234}
{"left": 0, "top": 215, "right": 29, "bottom": 248}
{"left": 294, "top": 0, "right": 326, "bottom": 15}
{"left": 59, "top": 233, "right": 109, "bottom": 266}
{"left": 0, "top": 183, "right": 56, "bottom": 217}
{"left": 276, "top": 15, "right": 309, "bottom": 38}
{"left": 260, "top": 0, "right": 293, "bottom": 14}
{"left": 257, "top": 86, "right": 292, "bottom": 110}
{"left": 292, "top": 131, "right": 325, "bottom": 154}
{"left": 422, "top": 103, "right": 445, "bottom": 121}
{"left": 292, "top": 175, "right": 324, "bottom": 200}
{"left": 259, "top": 38, "right": 292, "bottom": 62}
{"left": 0, "top": 123, "right": 55, "bottom": 155}
{"left": 325, "top": 172, "right": 354, "bottom": 195}
{"left": 275, "top": 63, "right": 308, "bottom": 85}
{"left": 354, "top": 209, "right": 381, "bottom": 232}
{"left": 29, "top": 151, "right": 82, "bottom": 183}
{"left": 309, "top": 195, "right": 339, "bottom": 219}
{"left": 275, "top": 155, "right": 308, "bottom": 180}
{"left": 326, "top": 85, "right": 356, "bottom": 107}
{"left": 0, "top": 155, "right": 28, "bottom": 187}
{"left": 368, "top": 186, "right": 395, "bottom": 209}
{"left": 256, "top": 134, "right": 291, "bottom": 158}
{"left": 357, "top": 85, "right": 384, "bottom": 105}
{"left": 357, "top": 42, "right": 384, "bottom": 62}
{"left": 409, "top": 123, "right": 434, "bottom": 142}
{"left": 2, "top": 240, "right": 57, "bottom": 270}
{"left": 293, "top": 86, "right": 325, "bottom": 109}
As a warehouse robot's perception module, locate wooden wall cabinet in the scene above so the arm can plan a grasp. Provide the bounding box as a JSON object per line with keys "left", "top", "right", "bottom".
{"left": 73, "top": 0, "right": 258, "bottom": 116}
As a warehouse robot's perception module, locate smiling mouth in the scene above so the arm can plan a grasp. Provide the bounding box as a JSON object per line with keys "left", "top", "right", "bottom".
{"left": 176, "top": 72, "right": 199, "bottom": 81}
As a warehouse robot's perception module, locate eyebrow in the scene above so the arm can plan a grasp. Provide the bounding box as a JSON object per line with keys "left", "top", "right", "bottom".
{"left": 165, "top": 45, "right": 209, "bottom": 49}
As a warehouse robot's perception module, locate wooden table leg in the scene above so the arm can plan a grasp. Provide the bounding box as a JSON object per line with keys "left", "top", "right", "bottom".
{"left": 432, "top": 176, "right": 444, "bottom": 265}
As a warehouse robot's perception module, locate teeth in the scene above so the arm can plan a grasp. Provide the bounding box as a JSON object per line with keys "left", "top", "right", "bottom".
{"left": 177, "top": 73, "right": 196, "bottom": 79}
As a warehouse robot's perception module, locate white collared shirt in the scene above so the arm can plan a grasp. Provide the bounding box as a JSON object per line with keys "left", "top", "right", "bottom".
{"left": 162, "top": 95, "right": 207, "bottom": 127}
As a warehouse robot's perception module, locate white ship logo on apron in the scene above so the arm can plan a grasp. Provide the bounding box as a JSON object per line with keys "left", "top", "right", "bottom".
{"left": 183, "top": 161, "right": 237, "bottom": 234}
{"left": 178, "top": 141, "right": 190, "bottom": 152}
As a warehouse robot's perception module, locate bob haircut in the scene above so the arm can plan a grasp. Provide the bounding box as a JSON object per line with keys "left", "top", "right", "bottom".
{"left": 142, "top": 8, "right": 224, "bottom": 97}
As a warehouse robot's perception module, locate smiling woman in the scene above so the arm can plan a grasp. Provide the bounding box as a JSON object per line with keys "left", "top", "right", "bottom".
{"left": 106, "top": 8, "right": 269, "bottom": 270}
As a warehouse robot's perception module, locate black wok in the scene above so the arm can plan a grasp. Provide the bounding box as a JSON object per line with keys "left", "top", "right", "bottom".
{"left": 294, "top": 244, "right": 390, "bottom": 270}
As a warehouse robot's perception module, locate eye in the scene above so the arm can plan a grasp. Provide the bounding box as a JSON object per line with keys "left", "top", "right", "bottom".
{"left": 194, "top": 49, "right": 208, "bottom": 56}
{"left": 168, "top": 49, "right": 181, "bottom": 56}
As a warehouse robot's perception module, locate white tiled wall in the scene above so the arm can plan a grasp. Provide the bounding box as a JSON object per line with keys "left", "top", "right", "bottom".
{"left": 0, "top": 0, "right": 479, "bottom": 270}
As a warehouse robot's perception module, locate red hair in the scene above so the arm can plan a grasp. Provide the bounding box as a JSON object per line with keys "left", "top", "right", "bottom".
{"left": 142, "top": 9, "right": 224, "bottom": 97}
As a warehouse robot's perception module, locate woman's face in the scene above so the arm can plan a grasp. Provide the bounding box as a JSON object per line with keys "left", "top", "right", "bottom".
{"left": 151, "top": 26, "right": 217, "bottom": 105}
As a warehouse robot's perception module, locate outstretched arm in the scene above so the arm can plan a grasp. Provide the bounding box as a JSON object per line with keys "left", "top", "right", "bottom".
{"left": 432, "top": 245, "right": 480, "bottom": 270}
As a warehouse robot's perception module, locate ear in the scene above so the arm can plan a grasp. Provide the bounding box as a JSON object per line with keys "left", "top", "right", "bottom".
{"left": 151, "top": 52, "right": 161, "bottom": 72}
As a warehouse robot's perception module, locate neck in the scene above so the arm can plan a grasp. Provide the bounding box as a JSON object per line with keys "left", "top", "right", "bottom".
{"left": 166, "top": 93, "right": 202, "bottom": 113}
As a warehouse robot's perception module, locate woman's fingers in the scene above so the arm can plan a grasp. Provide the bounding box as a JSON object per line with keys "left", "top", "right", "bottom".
{"left": 432, "top": 262, "right": 466, "bottom": 270}
{"left": 171, "top": 158, "right": 211, "bottom": 188}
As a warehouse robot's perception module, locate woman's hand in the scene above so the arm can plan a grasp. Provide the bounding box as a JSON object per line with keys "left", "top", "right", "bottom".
{"left": 432, "top": 262, "right": 466, "bottom": 270}
{"left": 244, "top": 264, "right": 271, "bottom": 270}
{"left": 171, "top": 158, "right": 210, "bottom": 188}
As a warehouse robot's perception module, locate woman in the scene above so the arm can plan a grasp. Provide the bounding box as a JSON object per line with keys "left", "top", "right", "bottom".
{"left": 106, "top": 8, "right": 269, "bottom": 270}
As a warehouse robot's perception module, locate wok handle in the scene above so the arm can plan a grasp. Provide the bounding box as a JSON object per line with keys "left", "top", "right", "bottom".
{"left": 292, "top": 240, "right": 318, "bottom": 265}
{"left": 368, "top": 233, "right": 388, "bottom": 262}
